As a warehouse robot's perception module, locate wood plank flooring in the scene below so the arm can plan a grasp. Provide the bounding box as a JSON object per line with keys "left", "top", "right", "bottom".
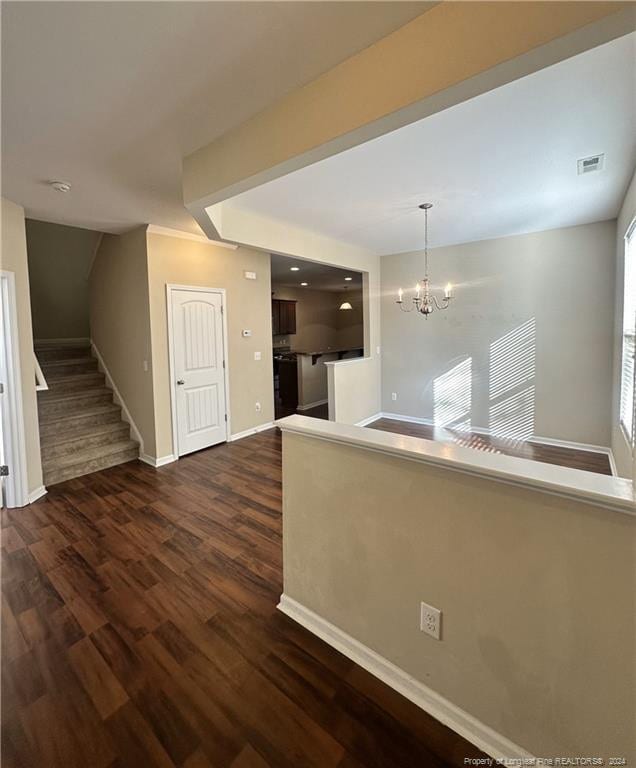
{"left": 2, "top": 429, "right": 486, "bottom": 768}
{"left": 368, "top": 418, "right": 612, "bottom": 475}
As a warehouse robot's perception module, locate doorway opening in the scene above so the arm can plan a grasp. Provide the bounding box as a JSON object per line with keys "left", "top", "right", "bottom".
{"left": 270, "top": 254, "right": 364, "bottom": 420}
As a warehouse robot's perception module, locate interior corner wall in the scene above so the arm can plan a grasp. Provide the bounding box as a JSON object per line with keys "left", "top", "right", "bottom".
{"left": 381, "top": 220, "right": 616, "bottom": 448}
{"left": 145, "top": 232, "right": 274, "bottom": 456}
{"left": 25, "top": 219, "right": 101, "bottom": 341}
{"left": 612, "top": 167, "right": 636, "bottom": 479}
{"left": 88, "top": 227, "right": 157, "bottom": 457}
{"left": 0, "top": 197, "right": 44, "bottom": 497}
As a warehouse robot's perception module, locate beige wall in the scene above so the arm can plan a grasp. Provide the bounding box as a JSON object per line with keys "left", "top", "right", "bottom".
{"left": 612, "top": 168, "right": 636, "bottom": 479}
{"left": 26, "top": 219, "right": 101, "bottom": 340}
{"left": 282, "top": 430, "right": 636, "bottom": 760}
{"left": 0, "top": 198, "right": 43, "bottom": 497}
{"left": 272, "top": 284, "right": 363, "bottom": 352}
{"left": 89, "top": 227, "right": 156, "bottom": 456}
{"left": 381, "top": 221, "right": 616, "bottom": 447}
{"left": 146, "top": 232, "right": 274, "bottom": 455}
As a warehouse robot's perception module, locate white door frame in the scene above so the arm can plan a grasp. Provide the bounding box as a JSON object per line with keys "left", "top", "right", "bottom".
{"left": 0, "top": 271, "right": 29, "bottom": 507}
{"left": 166, "top": 284, "right": 231, "bottom": 459}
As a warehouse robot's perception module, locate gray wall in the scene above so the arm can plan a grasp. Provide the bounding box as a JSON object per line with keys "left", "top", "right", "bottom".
{"left": 381, "top": 220, "right": 616, "bottom": 447}
{"left": 26, "top": 219, "right": 102, "bottom": 340}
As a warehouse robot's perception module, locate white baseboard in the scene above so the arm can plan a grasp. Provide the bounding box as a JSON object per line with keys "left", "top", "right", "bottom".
{"left": 228, "top": 422, "right": 275, "bottom": 442}
{"left": 297, "top": 399, "right": 328, "bottom": 411}
{"left": 91, "top": 341, "right": 144, "bottom": 454}
{"left": 378, "top": 412, "right": 614, "bottom": 466}
{"left": 278, "top": 594, "right": 533, "bottom": 761}
{"left": 355, "top": 412, "right": 383, "bottom": 427}
{"left": 28, "top": 485, "right": 47, "bottom": 504}
{"left": 139, "top": 453, "right": 176, "bottom": 468}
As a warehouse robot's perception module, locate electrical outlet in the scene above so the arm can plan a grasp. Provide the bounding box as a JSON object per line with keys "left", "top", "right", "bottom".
{"left": 420, "top": 601, "right": 441, "bottom": 640}
{"left": 255, "top": 402, "right": 262, "bottom": 412}
{"left": 254, "top": 351, "right": 261, "bottom": 361}
{"left": 391, "top": 392, "right": 397, "bottom": 401}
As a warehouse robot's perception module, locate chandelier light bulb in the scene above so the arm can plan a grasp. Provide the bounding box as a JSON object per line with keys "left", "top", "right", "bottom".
{"left": 395, "top": 203, "right": 455, "bottom": 318}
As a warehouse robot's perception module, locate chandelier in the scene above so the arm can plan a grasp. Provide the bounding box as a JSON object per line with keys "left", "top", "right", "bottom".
{"left": 396, "top": 203, "right": 454, "bottom": 318}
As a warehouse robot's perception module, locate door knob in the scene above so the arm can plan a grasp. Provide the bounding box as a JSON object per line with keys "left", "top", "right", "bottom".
{"left": 176, "top": 379, "right": 185, "bottom": 385}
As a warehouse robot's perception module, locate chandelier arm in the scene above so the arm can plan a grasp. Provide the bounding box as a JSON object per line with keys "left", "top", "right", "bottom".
{"left": 432, "top": 296, "right": 450, "bottom": 311}
{"left": 397, "top": 301, "right": 416, "bottom": 313}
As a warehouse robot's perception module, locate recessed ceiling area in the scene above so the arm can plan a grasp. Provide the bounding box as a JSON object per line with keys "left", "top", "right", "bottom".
{"left": 230, "top": 32, "right": 636, "bottom": 256}
{"left": 271, "top": 253, "right": 362, "bottom": 293}
{"left": 1, "top": 1, "right": 431, "bottom": 234}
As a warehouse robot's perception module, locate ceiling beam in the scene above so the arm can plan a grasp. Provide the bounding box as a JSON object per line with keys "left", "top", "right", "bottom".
{"left": 183, "top": 2, "right": 634, "bottom": 240}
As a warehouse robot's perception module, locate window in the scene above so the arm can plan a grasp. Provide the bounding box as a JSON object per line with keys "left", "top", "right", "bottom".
{"left": 620, "top": 220, "right": 636, "bottom": 443}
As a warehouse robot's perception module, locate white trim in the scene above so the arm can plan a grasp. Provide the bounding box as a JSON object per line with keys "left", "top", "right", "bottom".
{"left": 228, "top": 422, "right": 275, "bottom": 442}
{"left": 166, "top": 285, "right": 231, "bottom": 459}
{"left": 28, "top": 485, "right": 47, "bottom": 504}
{"left": 296, "top": 398, "right": 328, "bottom": 411}
{"left": 0, "top": 271, "right": 30, "bottom": 508}
{"left": 148, "top": 224, "right": 238, "bottom": 250}
{"left": 608, "top": 450, "right": 618, "bottom": 478}
{"left": 276, "top": 415, "right": 635, "bottom": 516}
{"left": 355, "top": 412, "right": 383, "bottom": 427}
{"left": 379, "top": 412, "right": 614, "bottom": 459}
{"left": 324, "top": 355, "right": 371, "bottom": 367}
{"left": 277, "top": 594, "right": 533, "bottom": 760}
{"left": 139, "top": 453, "right": 176, "bottom": 468}
{"left": 34, "top": 354, "right": 48, "bottom": 392}
{"left": 90, "top": 341, "right": 144, "bottom": 454}
{"left": 34, "top": 337, "right": 90, "bottom": 347}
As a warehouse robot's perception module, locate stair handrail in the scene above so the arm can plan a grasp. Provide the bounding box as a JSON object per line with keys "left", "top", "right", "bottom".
{"left": 34, "top": 352, "right": 48, "bottom": 391}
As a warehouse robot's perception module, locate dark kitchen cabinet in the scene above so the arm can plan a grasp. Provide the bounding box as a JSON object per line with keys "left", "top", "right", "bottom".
{"left": 272, "top": 299, "right": 297, "bottom": 335}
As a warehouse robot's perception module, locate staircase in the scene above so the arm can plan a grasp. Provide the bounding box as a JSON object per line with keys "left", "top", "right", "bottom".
{"left": 36, "top": 342, "right": 139, "bottom": 486}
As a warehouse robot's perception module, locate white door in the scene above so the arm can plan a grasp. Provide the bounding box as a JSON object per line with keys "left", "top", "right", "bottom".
{"left": 171, "top": 289, "right": 227, "bottom": 456}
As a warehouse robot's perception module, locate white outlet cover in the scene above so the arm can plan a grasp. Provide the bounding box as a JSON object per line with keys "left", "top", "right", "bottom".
{"left": 391, "top": 392, "right": 397, "bottom": 401}
{"left": 420, "top": 601, "right": 441, "bottom": 640}
{"left": 255, "top": 402, "right": 262, "bottom": 412}
{"left": 254, "top": 351, "right": 261, "bottom": 361}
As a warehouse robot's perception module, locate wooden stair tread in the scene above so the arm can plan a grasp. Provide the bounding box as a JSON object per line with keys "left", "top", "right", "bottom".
{"left": 39, "top": 402, "right": 120, "bottom": 426}
{"left": 42, "top": 439, "right": 139, "bottom": 471}
{"left": 40, "top": 421, "right": 129, "bottom": 447}
{"left": 38, "top": 387, "right": 111, "bottom": 403}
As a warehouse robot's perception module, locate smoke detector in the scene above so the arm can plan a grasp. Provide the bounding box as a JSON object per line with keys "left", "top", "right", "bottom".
{"left": 50, "top": 180, "right": 72, "bottom": 193}
{"left": 577, "top": 154, "right": 604, "bottom": 175}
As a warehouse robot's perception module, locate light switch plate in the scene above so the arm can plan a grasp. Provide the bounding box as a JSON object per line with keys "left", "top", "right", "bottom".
{"left": 244, "top": 271, "right": 257, "bottom": 280}
{"left": 254, "top": 351, "right": 261, "bottom": 361}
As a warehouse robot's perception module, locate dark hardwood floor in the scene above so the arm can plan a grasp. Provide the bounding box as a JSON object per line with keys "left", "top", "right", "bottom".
{"left": 368, "top": 418, "right": 612, "bottom": 475}
{"left": 1, "top": 429, "right": 485, "bottom": 768}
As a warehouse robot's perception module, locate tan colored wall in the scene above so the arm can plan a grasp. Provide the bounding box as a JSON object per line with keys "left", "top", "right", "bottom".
{"left": 612, "top": 168, "right": 636, "bottom": 479}
{"left": 335, "top": 289, "right": 363, "bottom": 349}
{"left": 0, "top": 198, "right": 43, "bottom": 496}
{"left": 26, "top": 219, "right": 101, "bottom": 340}
{"left": 89, "top": 227, "right": 156, "bottom": 456}
{"left": 282, "top": 431, "right": 636, "bottom": 759}
{"left": 272, "top": 284, "right": 363, "bottom": 352}
{"left": 146, "top": 232, "right": 274, "bottom": 455}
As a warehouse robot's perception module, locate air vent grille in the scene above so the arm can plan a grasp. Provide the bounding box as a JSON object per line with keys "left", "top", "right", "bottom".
{"left": 577, "top": 154, "right": 605, "bottom": 175}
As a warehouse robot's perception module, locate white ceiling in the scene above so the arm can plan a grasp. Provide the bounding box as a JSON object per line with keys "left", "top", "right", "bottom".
{"left": 231, "top": 32, "right": 636, "bottom": 255}
{"left": 1, "top": 1, "right": 430, "bottom": 234}
{"left": 271, "top": 252, "right": 362, "bottom": 292}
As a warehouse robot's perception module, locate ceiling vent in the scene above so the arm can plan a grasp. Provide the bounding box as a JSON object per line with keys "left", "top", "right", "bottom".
{"left": 577, "top": 154, "right": 605, "bottom": 175}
